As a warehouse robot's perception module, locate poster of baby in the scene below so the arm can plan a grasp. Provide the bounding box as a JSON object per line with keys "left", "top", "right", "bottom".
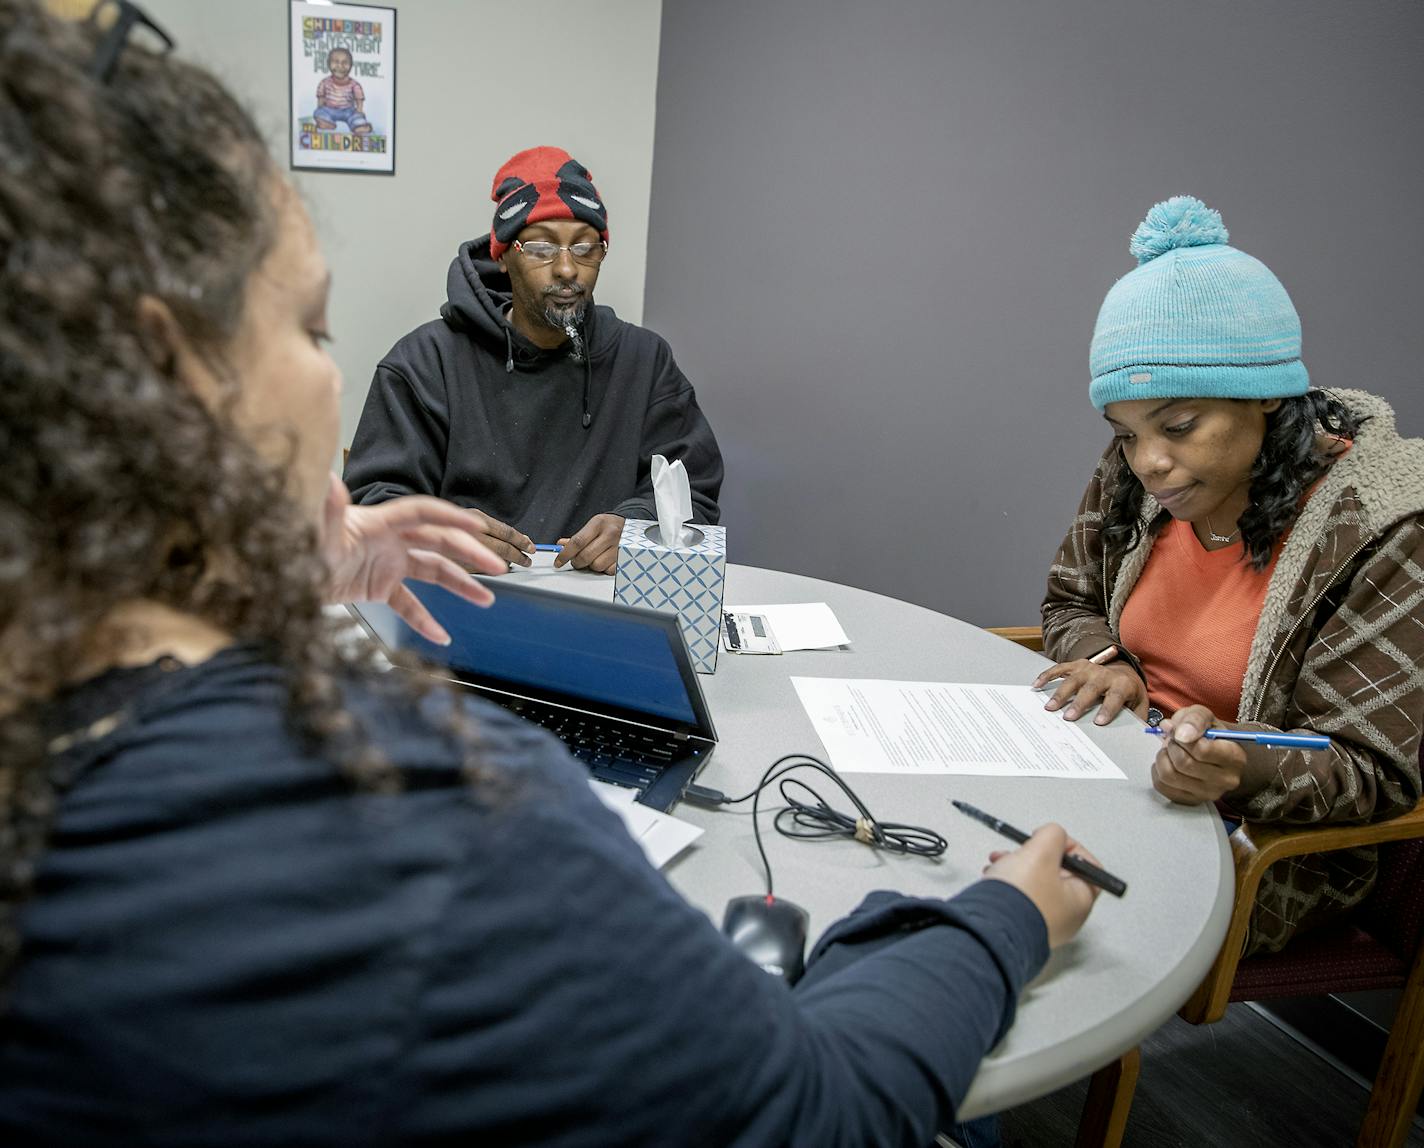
{"left": 288, "top": 2, "right": 396, "bottom": 174}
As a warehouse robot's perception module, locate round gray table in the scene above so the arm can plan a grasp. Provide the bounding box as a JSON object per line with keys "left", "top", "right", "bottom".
{"left": 508, "top": 558, "right": 1233, "bottom": 1119}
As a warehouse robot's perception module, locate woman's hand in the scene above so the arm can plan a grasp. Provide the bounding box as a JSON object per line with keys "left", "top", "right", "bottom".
{"left": 320, "top": 474, "right": 508, "bottom": 644}
{"left": 984, "top": 823, "right": 1102, "bottom": 949}
{"left": 1033, "top": 660, "right": 1149, "bottom": 724}
{"left": 1149, "top": 705, "right": 1248, "bottom": 805}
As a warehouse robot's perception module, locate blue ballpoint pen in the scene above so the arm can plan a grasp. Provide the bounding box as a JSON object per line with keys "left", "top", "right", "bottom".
{"left": 1144, "top": 727, "right": 1330, "bottom": 750}
{"left": 532, "top": 543, "right": 563, "bottom": 552}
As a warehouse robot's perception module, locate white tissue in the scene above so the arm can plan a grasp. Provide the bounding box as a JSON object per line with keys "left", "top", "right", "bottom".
{"left": 651, "top": 454, "right": 694, "bottom": 547}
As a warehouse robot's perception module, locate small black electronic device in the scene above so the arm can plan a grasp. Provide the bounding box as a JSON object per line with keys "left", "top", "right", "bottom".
{"left": 722, "top": 895, "right": 809, "bottom": 984}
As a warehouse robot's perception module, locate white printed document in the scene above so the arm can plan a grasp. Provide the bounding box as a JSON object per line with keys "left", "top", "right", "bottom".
{"left": 725, "top": 603, "right": 850, "bottom": 650}
{"left": 790, "top": 678, "right": 1127, "bottom": 780}
{"left": 588, "top": 780, "right": 705, "bottom": 867}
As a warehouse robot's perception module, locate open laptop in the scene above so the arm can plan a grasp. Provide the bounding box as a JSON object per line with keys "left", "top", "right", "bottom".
{"left": 347, "top": 579, "right": 717, "bottom": 812}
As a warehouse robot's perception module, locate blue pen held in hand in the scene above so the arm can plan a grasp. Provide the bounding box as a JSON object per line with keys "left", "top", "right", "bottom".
{"left": 1144, "top": 727, "right": 1331, "bottom": 750}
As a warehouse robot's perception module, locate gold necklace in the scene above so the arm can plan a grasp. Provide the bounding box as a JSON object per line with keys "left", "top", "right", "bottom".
{"left": 1206, "top": 513, "right": 1240, "bottom": 544}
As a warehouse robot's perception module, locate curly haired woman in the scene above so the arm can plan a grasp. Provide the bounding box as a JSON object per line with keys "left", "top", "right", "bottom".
{"left": 0, "top": 4, "right": 1099, "bottom": 1144}
{"left": 1035, "top": 195, "right": 1424, "bottom": 955}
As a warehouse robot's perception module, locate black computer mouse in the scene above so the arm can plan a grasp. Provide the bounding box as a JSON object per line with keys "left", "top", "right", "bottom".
{"left": 721, "top": 894, "right": 810, "bottom": 984}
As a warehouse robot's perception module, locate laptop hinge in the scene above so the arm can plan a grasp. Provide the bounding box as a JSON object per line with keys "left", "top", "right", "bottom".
{"left": 441, "top": 675, "right": 710, "bottom": 743}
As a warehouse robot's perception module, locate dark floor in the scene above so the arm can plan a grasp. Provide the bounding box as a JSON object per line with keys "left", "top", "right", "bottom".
{"left": 994, "top": 1001, "right": 1424, "bottom": 1148}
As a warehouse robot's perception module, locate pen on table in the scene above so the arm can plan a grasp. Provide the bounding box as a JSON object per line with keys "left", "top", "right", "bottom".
{"left": 1144, "top": 727, "right": 1331, "bottom": 750}
{"left": 951, "top": 799, "right": 1127, "bottom": 897}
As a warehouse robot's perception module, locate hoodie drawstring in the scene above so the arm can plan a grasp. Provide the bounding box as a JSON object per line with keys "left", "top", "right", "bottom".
{"left": 504, "top": 317, "right": 591, "bottom": 427}
{"left": 582, "top": 355, "right": 592, "bottom": 429}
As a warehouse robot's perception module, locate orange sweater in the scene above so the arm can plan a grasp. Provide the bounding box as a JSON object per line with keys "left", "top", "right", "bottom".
{"left": 1119, "top": 444, "right": 1351, "bottom": 720}
{"left": 1118, "top": 521, "right": 1277, "bottom": 720}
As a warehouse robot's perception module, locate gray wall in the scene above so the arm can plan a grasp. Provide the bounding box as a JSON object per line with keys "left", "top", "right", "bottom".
{"left": 645, "top": 0, "right": 1424, "bottom": 626}
{"left": 144, "top": 0, "right": 664, "bottom": 447}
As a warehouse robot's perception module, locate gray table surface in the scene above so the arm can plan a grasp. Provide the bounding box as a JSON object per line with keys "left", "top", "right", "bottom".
{"left": 506, "top": 557, "right": 1233, "bottom": 1119}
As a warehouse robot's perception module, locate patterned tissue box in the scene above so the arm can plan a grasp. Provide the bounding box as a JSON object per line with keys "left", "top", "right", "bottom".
{"left": 614, "top": 519, "right": 727, "bottom": 673}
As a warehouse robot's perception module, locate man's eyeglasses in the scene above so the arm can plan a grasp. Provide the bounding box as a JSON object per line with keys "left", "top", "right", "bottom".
{"left": 512, "top": 239, "right": 608, "bottom": 267}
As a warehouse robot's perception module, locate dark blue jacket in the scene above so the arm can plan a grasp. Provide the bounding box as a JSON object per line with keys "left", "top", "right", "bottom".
{"left": 0, "top": 648, "right": 1047, "bottom": 1146}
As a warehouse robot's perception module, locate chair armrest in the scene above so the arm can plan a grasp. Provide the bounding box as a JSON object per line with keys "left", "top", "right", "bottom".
{"left": 986, "top": 626, "right": 1045, "bottom": 652}
{"left": 1180, "top": 799, "right": 1424, "bottom": 1024}
{"left": 1234, "top": 802, "right": 1424, "bottom": 865}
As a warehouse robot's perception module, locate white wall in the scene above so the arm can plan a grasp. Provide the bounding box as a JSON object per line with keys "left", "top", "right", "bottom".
{"left": 144, "top": 0, "right": 663, "bottom": 443}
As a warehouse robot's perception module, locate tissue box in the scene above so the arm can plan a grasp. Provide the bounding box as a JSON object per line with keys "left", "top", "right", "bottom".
{"left": 614, "top": 519, "right": 727, "bottom": 673}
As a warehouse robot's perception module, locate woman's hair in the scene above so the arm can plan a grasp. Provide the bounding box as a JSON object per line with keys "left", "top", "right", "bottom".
{"left": 0, "top": 2, "right": 445, "bottom": 994}
{"left": 1101, "top": 390, "right": 1366, "bottom": 570}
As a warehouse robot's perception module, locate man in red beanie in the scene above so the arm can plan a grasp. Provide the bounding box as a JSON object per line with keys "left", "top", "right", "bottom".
{"left": 344, "top": 146, "right": 723, "bottom": 574}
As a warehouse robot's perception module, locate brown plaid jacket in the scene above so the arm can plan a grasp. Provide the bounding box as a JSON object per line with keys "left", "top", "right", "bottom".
{"left": 1042, "top": 390, "right": 1424, "bottom": 954}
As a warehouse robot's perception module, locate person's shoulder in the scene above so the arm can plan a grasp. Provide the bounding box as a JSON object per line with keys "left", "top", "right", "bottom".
{"left": 357, "top": 679, "right": 649, "bottom": 878}
{"left": 376, "top": 317, "right": 483, "bottom": 390}
{"left": 592, "top": 306, "right": 675, "bottom": 358}
{"left": 382, "top": 317, "right": 459, "bottom": 363}
{"left": 366, "top": 676, "right": 585, "bottom": 792}
{"left": 1319, "top": 390, "right": 1424, "bottom": 536}
{"left": 592, "top": 312, "right": 686, "bottom": 403}
{"left": 118, "top": 648, "right": 580, "bottom": 798}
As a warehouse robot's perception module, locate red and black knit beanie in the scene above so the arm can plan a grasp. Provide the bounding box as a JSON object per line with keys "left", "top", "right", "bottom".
{"left": 488, "top": 146, "right": 609, "bottom": 260}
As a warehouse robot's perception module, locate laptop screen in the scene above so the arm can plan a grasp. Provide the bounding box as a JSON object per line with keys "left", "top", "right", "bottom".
{"left": 355, "top": 580, "right": 700, "bottom": 727}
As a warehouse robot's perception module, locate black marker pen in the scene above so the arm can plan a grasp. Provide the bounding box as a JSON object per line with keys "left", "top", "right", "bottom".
{"left": 952, "top": 799, "right": 1128, "bottom": 897}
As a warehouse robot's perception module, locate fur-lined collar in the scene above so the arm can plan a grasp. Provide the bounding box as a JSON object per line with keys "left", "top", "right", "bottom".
{"left": 1314, "top": 389, "right": 1424, "bottom": 531}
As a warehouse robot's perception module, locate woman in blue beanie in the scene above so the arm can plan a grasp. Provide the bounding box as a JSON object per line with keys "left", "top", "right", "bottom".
{"left": 1036, "top": 196, "right": 1424, "bottom": 954}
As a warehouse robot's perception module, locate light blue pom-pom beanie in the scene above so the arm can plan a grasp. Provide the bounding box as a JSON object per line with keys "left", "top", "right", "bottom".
{"left": 1088, "top": 196, "right": 1309, "bottom": 411}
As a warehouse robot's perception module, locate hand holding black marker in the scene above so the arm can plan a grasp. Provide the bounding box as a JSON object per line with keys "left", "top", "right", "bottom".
{"left": 953, "top": 800, "right": 1128, "bottom": 897}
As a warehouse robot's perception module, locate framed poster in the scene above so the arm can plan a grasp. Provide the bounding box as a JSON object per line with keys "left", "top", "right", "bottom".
{"left": 288, "top": 2, "right": 396, "bottom": 175}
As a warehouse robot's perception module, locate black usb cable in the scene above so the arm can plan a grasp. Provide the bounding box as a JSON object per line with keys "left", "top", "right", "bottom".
{"left": 685, "top": 754, "right": 947, "bottom": 898}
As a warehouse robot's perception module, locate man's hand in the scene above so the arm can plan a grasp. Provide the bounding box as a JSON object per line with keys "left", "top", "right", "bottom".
{"left": 554, "top": 513, "right": 625, "bottom": 574}
{"left": 983, "top": 823, "right": 1102, "bottom": 949}
{"left": 1033, "top": 660, "right": 1149, "bottom": 725}
{"left": 463, "top": 509, "right": 535, "bottom": 569}
{"left": 320, "top": 475, "right": 507, "bottom": 644}
{"left": 1149, "top": 705, "right": 1248, "bottom": 805}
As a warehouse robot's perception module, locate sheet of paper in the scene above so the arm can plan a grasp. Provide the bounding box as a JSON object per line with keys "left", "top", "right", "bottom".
{"left": 790, "top": 678, "right": 1127, "bottom": 780}
{"left": 512, "top": 550, "right": 569, "bottom": 578}
{"left": 588, "top": 779, "right": 640, "bottom": 809}
{"left": 589, "top": 780, "right": 705, "bottom": 867}
{"left": 726, "top": 603, "right": 850, "bottom": 650}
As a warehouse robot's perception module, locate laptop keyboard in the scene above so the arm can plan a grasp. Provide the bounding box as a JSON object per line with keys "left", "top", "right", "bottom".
{"left": 501, "top": 697, "right": 700, "bottom": 793}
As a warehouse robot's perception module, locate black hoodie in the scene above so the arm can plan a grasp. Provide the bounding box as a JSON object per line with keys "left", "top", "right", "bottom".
{"left": 344, "top": 238, "right": 723, "bottom": 543}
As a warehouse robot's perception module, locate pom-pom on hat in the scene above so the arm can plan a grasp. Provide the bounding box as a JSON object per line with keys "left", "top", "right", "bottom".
{"left": 1088, "top": 196, "right": 1309, "bottom": 411}
{"left": 488, "top": 146, "right": 609, "bottom": 261}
